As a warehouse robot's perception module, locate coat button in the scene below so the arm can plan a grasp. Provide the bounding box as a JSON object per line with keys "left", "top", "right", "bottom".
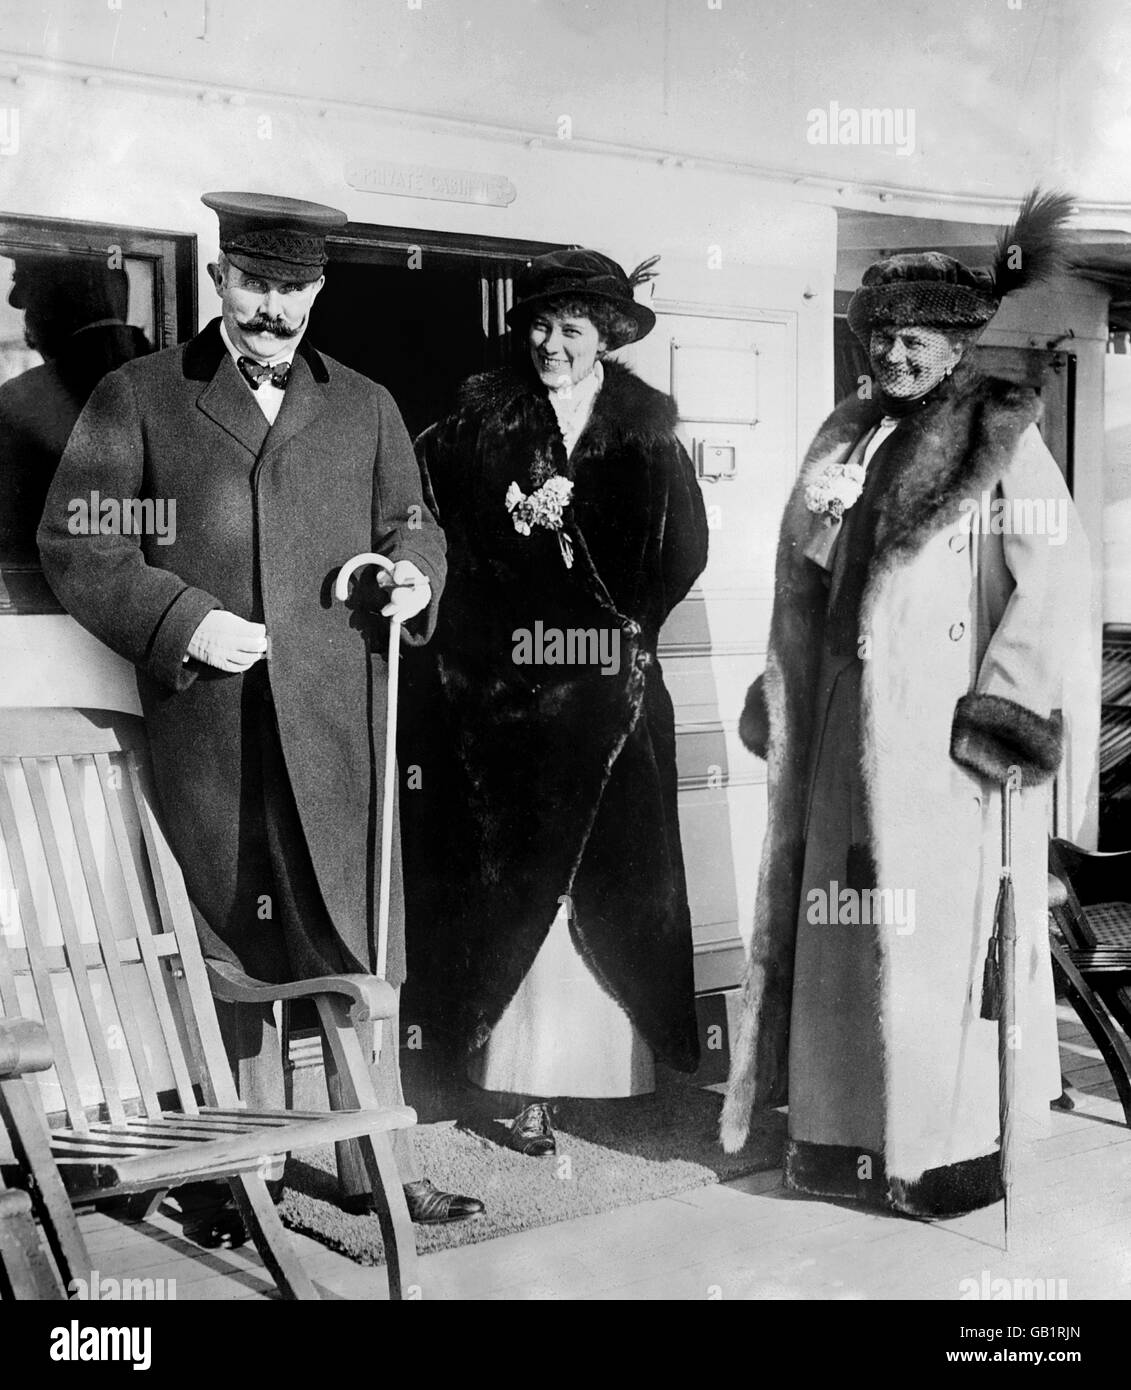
{"left": 949, "top": 621, "right": 966, "bottom": 641}
{"left": 949, "top": 533, "right": 967, "bottom": 553}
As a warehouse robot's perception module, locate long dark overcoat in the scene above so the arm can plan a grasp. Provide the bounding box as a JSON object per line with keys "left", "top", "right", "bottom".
{"left": 37, "top": 318, "right": 445, "bottom": 986}
{"left": 413, "top": 359, "right": 708, "bottom": 1071}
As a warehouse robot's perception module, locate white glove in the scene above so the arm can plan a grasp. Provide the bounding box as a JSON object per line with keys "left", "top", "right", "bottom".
{"left": 186, "top": 611, "right": 268, "bottom": 672}
{"left": 379, "top": 559, "right": 432, "bottom": 622}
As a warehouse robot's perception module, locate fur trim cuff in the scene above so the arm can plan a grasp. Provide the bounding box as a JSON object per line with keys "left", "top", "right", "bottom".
{"left": 784, "top": 1140, "right": 1003, "bottom": 1218}
{"left": 739, "top": 675, "right": 770, "bottom": 758}
{"left": 950, "top": 692, "right": 1064, "bottom": 787}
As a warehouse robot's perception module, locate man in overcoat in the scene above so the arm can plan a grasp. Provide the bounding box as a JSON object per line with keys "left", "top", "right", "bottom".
{"left": 721, "top": 191, "right": 1093, "bottom": 1218}
{"left": 38, "top": 191, "right": 482, "bottom": 1241}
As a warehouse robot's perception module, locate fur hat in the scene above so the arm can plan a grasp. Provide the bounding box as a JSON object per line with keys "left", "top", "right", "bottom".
{"left": 847, "top": 189, "right": 1074, "bottom": 342}
{"left": 506, "top": 248, "right": 659, "bottom": 344}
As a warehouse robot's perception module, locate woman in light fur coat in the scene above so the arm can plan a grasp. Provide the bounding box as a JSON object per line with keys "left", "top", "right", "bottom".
{"left": 720, "top": 191, "right": 1092, "bottom": 1218}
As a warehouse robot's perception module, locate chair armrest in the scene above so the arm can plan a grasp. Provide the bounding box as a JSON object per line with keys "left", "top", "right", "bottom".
{"left": 0, "top": 1017, "right": 53, "bottom": 1078}
{"left": 204, "top": 960, "right": 398, "bottom": 1022}
{"left": 1052, "top": 838, "right": 1131, "bottom": 908}
{"left": 1048, "top": 873, "right": 1069, "bottom": 909}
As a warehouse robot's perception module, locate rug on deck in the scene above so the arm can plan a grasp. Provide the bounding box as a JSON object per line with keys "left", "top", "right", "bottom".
{"left": 278, "top": 1078, "right": 786, "bottom": 1265}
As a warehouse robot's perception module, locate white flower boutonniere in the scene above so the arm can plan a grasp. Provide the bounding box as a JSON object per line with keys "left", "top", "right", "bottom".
{"left": 505, "top": 475, "right": 575, "bottom": 568}
{"left": 805, "top": 461, "right": 867, "bottom": 522}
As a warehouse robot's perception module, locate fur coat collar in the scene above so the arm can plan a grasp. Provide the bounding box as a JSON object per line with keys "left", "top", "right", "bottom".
{"left": 785, "top": 361, "right": 1041, "bottom": 574}
{"left": 454, "top": 357, "right": 679, "bottom": 454}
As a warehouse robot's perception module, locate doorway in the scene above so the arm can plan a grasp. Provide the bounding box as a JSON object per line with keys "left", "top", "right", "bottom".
{"left": 310, "top": 224, "right": 564, "bottom": 439}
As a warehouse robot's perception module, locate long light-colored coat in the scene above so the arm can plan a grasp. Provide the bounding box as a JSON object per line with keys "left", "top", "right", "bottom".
{"left": 721, "top": 364, "right": 1090, "bottom": 1202}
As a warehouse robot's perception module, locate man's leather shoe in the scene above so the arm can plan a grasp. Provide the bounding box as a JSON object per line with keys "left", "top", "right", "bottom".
{"left": 183, "top": 1198, "right": 248, "bottom": 1250}
{"left": 402, "top": 1179, "right": 485, "bottom": 1224}
{"left": 507, "top": 1101, "right": 556, "bottom": 1157}
{"left": 343, "top": 1180, "right": 484, "bottom": 1224}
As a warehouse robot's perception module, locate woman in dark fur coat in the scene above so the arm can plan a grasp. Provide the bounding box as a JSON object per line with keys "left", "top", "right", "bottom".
{"left": 414, "top": 249, "right": 708, "bottom": 1155}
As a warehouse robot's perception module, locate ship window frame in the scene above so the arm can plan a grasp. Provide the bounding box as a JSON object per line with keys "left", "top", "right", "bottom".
{"left": 0, "top": 212, "right": 196, "bottom": 617}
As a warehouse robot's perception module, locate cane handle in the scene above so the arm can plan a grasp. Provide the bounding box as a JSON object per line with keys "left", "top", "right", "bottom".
{"left": 334, "top": 551, "right": 396, "bottom": 602}
{"left": 1001, "top": 764, "right": 1022, "bottom": 874}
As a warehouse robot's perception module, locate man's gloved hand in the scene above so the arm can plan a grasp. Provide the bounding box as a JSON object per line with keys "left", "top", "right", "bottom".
{"left": 378, "top": 559, "right": 432, "bottom": 622}
{"left": 186, "top": 611, "right": 269, "bottom": 672}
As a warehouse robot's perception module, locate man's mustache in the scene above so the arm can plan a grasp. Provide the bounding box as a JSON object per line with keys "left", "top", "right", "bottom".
{"left": 237, "top": 314, "right": 302, "bottom": 338}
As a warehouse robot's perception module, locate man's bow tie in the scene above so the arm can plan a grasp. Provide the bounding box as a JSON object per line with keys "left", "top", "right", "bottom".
{"left": 237, "top": 355, "right": 292, "bottom": 391}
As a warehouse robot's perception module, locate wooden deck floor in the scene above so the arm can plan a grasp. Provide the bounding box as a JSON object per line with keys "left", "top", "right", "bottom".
{"left": 73, "top": 1005, "right": 1131, "bottom": 1301}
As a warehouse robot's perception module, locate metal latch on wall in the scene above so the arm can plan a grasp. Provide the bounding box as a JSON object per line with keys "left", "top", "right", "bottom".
{"left": 694, "top": 439, "right": 737, "bottom": 482}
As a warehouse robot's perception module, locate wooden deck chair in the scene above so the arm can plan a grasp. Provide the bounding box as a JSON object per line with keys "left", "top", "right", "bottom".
{"left": 0, "top": 1016, "right": 93, "bottom": 1298}
{"left": 1048, "top": 836, "right": 1131, "bottom": 1126}
{"left": 0, "top": 706, "right": 419, "bottom": 1300}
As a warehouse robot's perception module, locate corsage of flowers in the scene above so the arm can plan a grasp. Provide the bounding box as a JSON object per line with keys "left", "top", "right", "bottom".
{"left": 804, "top": 460, "right": 867, "bottom": 522}
{"left": 505, "top": 475, "right": 575, "bottom": 569}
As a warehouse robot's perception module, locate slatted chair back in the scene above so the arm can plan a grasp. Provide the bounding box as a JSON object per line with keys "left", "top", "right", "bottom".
{"left": 1048, "top": 836, "right": 1131, "bottom": 1126}
{"left": 0, "top": 707, "right": 238, "bottom": 1135}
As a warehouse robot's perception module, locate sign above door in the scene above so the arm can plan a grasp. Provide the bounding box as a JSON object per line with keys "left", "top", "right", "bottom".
{"left": 345, "top": 160, "right": 517, "bottom": 207}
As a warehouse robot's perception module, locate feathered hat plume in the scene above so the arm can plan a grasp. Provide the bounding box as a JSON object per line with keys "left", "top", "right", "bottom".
{"left": 847, "top": 185, "right": 1076, "bottom": 342}
{"left": 990, "top": 187, "right": 1074, "bottom": 299}
{"left": 626, "top": 254, "right": 661, "bottom": 289}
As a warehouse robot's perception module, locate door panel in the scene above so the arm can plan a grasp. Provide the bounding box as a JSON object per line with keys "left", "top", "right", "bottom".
{"left": 975, "top": 344, "right": 1074, "bottom": 487}
{"left": 623, "top": 306, "right": 797, "bottom": 988}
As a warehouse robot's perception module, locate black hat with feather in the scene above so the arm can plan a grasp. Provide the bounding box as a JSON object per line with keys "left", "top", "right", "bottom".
{"left": 847, "top": 189, "right": 1074, "bottom": 343}
{"left": 507, "top": 247, "right": 660, "bottom": 345}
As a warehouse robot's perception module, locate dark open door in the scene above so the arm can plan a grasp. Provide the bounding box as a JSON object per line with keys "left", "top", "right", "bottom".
{"left": 312, "top": 224, "right": 564, "bottom": 439}
{"left": 306, "top": 224, "right": 567, "bottom": 1095}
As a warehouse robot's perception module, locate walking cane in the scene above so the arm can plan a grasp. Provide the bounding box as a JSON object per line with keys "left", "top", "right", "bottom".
{"left": 334, "top": 551, "right": 407, "bottom": 1054}
{"left": 978, "top": 762, "right": 1023, "bottom": 1251}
